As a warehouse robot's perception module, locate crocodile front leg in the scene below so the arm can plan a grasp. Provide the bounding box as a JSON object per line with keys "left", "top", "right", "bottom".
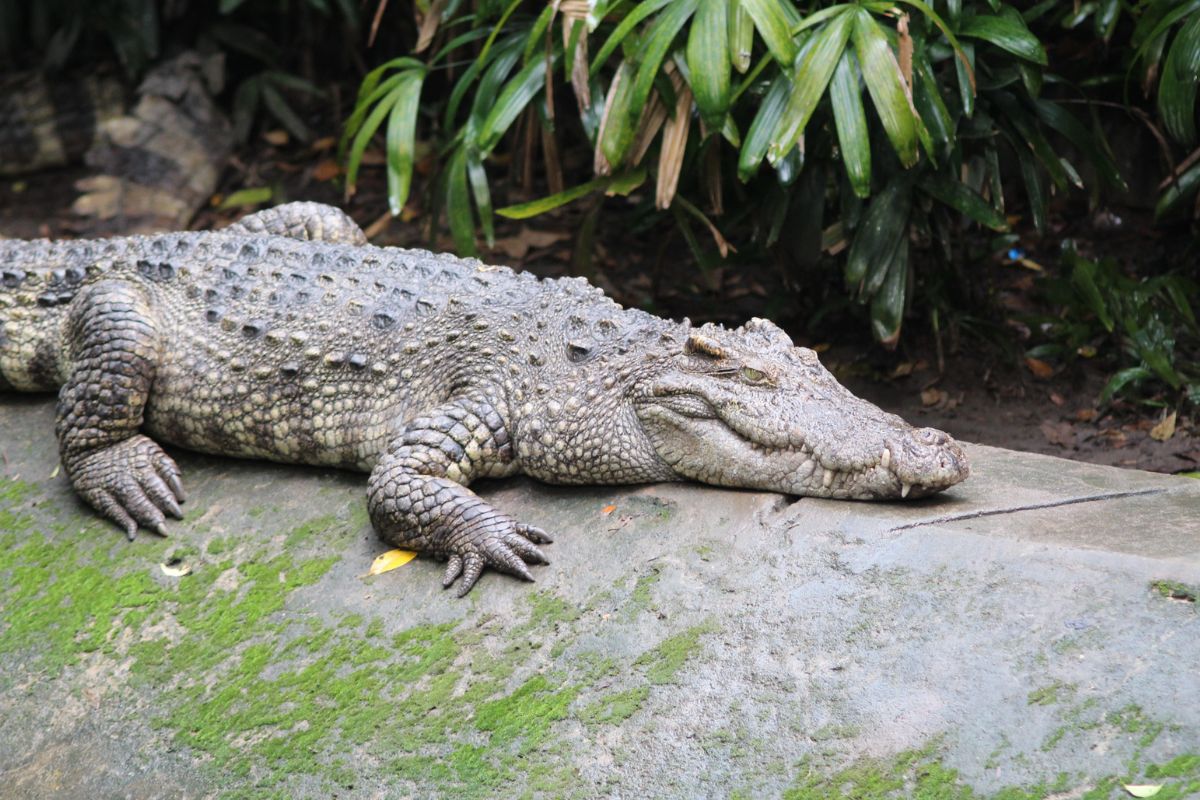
{"left": 367, "top": 396, "right": 551, "bottom": 596}
{"left": 56, "top": 280, "right": 186, "bottom": 538}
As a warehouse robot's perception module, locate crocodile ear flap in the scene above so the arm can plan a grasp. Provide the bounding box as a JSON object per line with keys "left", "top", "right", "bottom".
{"left": 684, "top": 333, "right": 727, "bottom": 359}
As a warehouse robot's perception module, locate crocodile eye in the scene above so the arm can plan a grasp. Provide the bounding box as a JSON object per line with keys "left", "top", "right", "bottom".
{"left": 740, "top": 366, "right": 767, "bottom": 383}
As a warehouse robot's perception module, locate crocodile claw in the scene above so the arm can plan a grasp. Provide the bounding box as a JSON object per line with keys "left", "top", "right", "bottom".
{"left": 441, "top": 521, "right": 552, "bottom": 597}
{"left": 70, "top": 435, "right": 186, "bottom": 540}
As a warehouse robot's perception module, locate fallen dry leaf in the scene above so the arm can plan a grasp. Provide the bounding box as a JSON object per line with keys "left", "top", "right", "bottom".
{"left": 262, "top": 129, "right": 289, "bottom": 146}
{"left": 491, "top": 227, "right": 571, "bottom": 260}
{"left": 367, "top": 549, "right": 418, "bottom": 576}
{"left": 1040, "top": 420, "right": 1076, "bottom": 448}
{"left": 1122, "top": 785, "right": 1162, "bottom": 798}
{"left": 1025, "top": 357, "right": 1054, "bottom": 379}
{"left": 1049, "top": 392, "right": 1065, "bottom": 407}
{"left": 890, "top": 362, "right": 915, "bottom": 379}
{"left": 313, "top": 159, "right": 342, "bottom": 181}
{"left": 921, "top": 388, "right": 948, "bottom": 407}
{"left": 1150, "top": 411, "right": 1177, "bottom": 442}
{"left": 310, "top": 136, "right": 336, "bottom": 152}
{"left": 601, "top": 504, "right": 617, "bottom": 515}
{"left": 1076, "top": 408, "right": 1099, "bottom": 422}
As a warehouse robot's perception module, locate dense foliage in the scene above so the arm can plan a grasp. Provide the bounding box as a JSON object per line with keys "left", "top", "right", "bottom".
{"left": 1, "top": 0, "right": 1197, "bottom": 407}
{"left": 340, "top": 0, "right": 1199, "bottom": 407}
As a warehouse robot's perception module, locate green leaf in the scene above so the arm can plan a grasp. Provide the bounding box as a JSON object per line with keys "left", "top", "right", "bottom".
{"left": 260, "top": 82, "right": 311, "bottom": 142}
{"left": 913, "top": 54, "right": 953, "bottom": 152}
{"left": 870, "top": 238, "right": 908, "bottom": 347}
{"left": 497, "top": 170, "right": 646, "bottom": 218}
{"left": 960, "top": 7, "right": 1047, "bottom": 64}
{"left": 446, "top": 34, "right": 522, "bottom": 130}
{"left": 218, "top": 186, "right": 273, "bottom": 209}
{"left": 738, "top": 72, "right": 790, "bottom": 180}
{"left": 469, "top": 40, "right": 523, "bottom": 126}
{"left": 895, "top": 0, "right": 974, "bottom": 86}
{"left": 687, "top": 0, "right": 732, "bottom": 129}
{"left": 1156, "top": 159, "right": 1200, "bottom": 219}
{"left": 1132, "top": 0, "right": 1200, "bottom": 68}
{"left": 599, "top": 60, "right": 639, "bottom": 168}
{"left": 1099, "top": 366, "right": 1152, "bottom": 404}
{"left": 851, "top": 8, "right": 919, "bottom": 168}
{"left": 1131, "top": 328, "right": 1183, "bottom": 389}
{"left": 446, "top": 148, "right": 477, "bottom": 257}
{"left": 1159, "top": 11, "right": 1200, "bottom": 145}
{"left": 917, "top": 173, "right": 1008, "bottom": 231}
{"left": 628, "top": 0, "right": 699, "bottom": 136}
{"left": 845, "top": 173, "right": 913, "bottom": 289}
{"left": 955, "top": 40, "right": 976, "bottom": 117}
{"left": 768, "top": 8, "right": 854, "bottom": 163}
{"left": 345, "top": 87, "right": 398, "bottom": 190}
{"left": 384, "top": 72, "right": 424, "bottom": 216}
{"left": 1015, "top": 144, "right": 1046, "bottom": 233}
{"left": 1033, "top": 99, "right": 1126, "bottom": 192}
{"left": 729, "top": 0, "right": 754, "bottom": 72}
{"left": 521, "top": 1, "right": 557, "bottom": 63}
{"left": 466, "top": 150, "right": 494, "bottom": 247}
{"left": 591, "top": 0, "right": 676, "bottom": 77}
{"left": 741, "top": 0, "right": 799, "bottom": 66}
{"left": 608, "top": 167, "right": 649, "bottom": 195}
{"left": 344, "top": 71, "right": 409, "bottom": 144}
{"left": 1067, "top": 253, "right": 1115, "bottom": 332}
{"left": 830, "top": 49, "right": 870, "bottom": 198}
{"left": 477, "top": 52, "right": 555, "bottom": 154}
{"left": 993, "top": 92, "right": 1069, "bottom": 190}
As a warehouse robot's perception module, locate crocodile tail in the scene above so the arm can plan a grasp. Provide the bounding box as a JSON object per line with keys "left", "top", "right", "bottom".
{"left": 0, "top": 242, "right": 74, "bottom": 393}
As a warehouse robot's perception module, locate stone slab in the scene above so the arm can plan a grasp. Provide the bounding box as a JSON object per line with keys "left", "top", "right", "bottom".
{"left": 1, "top": 397, "right": 1197, "bottom": 799}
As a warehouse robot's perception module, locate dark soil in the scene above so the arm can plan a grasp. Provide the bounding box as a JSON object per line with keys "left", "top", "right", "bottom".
{"left": 2, "top": 140, "right": 1196, "bottom": 476}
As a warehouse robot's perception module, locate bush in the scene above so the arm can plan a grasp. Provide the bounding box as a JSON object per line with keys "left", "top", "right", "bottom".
{"left": 343, "top": 0, "right": 1138, "bottom": 348}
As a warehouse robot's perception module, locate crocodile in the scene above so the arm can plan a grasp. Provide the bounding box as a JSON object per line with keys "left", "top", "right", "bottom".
{"left": 0, "top": 202, "right": 970, "bottom": 595}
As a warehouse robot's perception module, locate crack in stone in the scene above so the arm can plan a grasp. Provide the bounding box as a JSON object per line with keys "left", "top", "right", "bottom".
{"left": 888, "top": 488, "right": 1168, "bottom": 532}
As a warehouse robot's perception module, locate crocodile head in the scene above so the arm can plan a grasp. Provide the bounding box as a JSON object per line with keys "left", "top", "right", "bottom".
{"left": 634, "top": 318, "right": 969, "bottom": 499}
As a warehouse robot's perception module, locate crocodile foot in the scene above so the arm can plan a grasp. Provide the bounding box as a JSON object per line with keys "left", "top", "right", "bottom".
{"left": 69, "top": 435, "right": 186, "bottom": 539}
{"left": 441, "top": 522, "right": 553, "bottom": 597}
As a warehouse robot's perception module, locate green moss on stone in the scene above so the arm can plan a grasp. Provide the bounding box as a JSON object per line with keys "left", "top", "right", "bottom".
{"left": 1027, "top": 680, "right": 1074, "bottom": 706}
{"left": 578, "top": 686, "right": 649, "bottom": 726}
{"left": 1151, "top": 580, "right": 1198, "bottom": 603}
{"left": 634, "top": 621, "right": 716, "bottom": 685}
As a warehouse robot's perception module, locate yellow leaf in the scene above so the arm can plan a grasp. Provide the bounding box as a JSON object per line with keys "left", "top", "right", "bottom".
{"left": 367, "top": 549, "right": 418, "bottom": 576}
{"left": 1123, "top": 785, "right": 1163, "bottom": 798}
{"left": 1149, "top": 411, "right": 1177, "bottom": 442}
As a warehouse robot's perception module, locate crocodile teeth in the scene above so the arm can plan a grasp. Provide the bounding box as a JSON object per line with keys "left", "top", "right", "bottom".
{"left": 901, "top": 482, "right": 912, "bottom": 499}
{"left": 822, "top": 469, "right": 834, "bottom": 489}
{"left": 880, "top": 447, "right": 891, "bottom": 469}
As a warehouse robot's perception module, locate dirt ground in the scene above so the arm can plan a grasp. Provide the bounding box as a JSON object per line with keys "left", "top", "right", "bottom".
{"left": 2, "top": 150, "right": 1195, "bottom": 477}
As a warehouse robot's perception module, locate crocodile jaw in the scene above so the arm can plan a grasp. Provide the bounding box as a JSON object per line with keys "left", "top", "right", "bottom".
{"left": 638, "top": 402, "right": 969, "bottom": 500}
